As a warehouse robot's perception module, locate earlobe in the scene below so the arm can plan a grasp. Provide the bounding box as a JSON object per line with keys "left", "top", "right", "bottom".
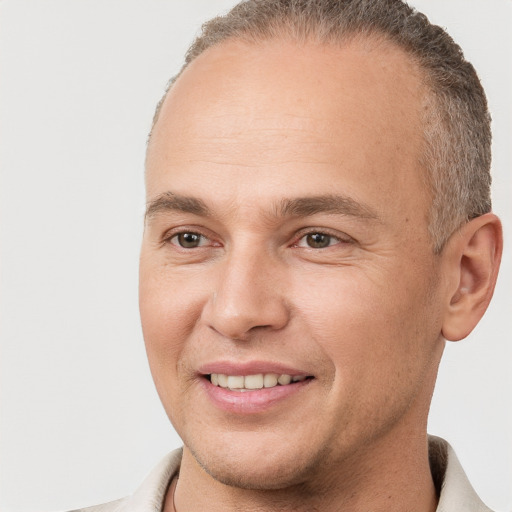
{"left": 441, "top": 213, "right": 502, "bottom": 342}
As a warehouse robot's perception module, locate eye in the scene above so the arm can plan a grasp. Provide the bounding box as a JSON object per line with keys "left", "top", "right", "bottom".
{"left": 170, "top": 232, "right": 208, "bottom": 248}
{"left": 297, "top": 232, "right": 340, "bottom": 249}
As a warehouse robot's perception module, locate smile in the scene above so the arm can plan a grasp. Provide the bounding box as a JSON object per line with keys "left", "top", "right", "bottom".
{"left": 201, "top": 367, "right": 314, "bottom": 413}
{"left": 209, "top": 373, "right": 311, "bottom": 391}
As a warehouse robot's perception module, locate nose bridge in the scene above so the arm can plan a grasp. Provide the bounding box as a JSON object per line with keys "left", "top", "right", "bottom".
{"left": 204, "top": 242, "right": 289, "bottom": 340}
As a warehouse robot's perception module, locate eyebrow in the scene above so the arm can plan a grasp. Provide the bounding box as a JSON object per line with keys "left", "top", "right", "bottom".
{"left": 145, "top": 192, "right": 211, "bottom": 220}
{"left": 145, "top": 191, "right": 380, "bottom": 223}
{"left": 276, "top": 195, "right": 380, "bottom": 221}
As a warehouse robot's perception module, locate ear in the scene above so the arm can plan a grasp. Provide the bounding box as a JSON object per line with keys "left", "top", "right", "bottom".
{"left": 441, "top": 213, "right": 503, "bottom": 342}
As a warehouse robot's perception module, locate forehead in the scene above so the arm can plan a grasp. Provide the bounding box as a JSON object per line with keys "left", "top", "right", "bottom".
{"left": 146, "top": 37, "right": 428, "bottom": 224}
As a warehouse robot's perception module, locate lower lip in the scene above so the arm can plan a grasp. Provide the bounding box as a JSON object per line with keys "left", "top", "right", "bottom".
{"left": 202, "top": 378, "right": 312, "bottom": 414}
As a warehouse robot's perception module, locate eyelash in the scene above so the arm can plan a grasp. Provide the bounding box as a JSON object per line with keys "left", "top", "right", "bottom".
{"left": 163, "top": 227, "right": 352, "bottom": 250}
{"left": 293, "top": 231, "right": 347, "bottom": 249}
{"left": 163, "top": 228, "right": 215, "bottom": 249}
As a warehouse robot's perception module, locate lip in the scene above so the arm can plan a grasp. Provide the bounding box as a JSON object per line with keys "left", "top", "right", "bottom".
{"left": 198, "top": 360, "right": 311, "bottom": 377}
{"left": 198, "top": 360, "right": 314, "bottom": 414}
{"left": 201, "top": 377, "right": 312, "bottom": 414}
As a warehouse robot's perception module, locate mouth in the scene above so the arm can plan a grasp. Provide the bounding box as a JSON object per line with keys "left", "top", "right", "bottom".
{"left": 198, "top": 363, "right": 315, "bottom": 413}
{"left": 207, "top": 372, "right": 314, "bottom": 391}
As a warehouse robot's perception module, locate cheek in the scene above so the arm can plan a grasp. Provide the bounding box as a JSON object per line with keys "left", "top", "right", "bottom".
{"left": 290, "top": 267, "right": 441, "bottom": 443}
{"left": 139, "top": 260, "right": 205, "bottom": 383}
{"left": 291, "top": 265, "right": 438, "bottom": 382}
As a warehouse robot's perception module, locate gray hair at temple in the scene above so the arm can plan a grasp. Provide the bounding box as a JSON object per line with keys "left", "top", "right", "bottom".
{"left": 148, "top": 0, "right": 492, "bottom": 253}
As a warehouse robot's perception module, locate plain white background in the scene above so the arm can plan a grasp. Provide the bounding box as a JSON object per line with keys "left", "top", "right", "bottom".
{"left": 1, "top": 1, "right": 510, "bottom": 511}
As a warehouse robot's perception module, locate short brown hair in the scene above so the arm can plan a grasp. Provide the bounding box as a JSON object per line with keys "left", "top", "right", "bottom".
{"left": 150, "top": 0, "right": 492, "bottom": 252}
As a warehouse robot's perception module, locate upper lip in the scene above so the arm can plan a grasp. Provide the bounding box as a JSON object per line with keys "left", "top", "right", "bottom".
{"left": 198, "top": 360, "right": 312, "bottom": 377}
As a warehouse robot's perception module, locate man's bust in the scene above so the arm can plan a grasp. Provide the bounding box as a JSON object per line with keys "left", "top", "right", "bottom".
{"left": 77, "top": 0, "right": 504, "bottom": 510}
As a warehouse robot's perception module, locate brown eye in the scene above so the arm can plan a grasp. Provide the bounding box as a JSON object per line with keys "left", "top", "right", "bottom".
{"left": 305, "top": 233, "right": 333, "bottom": 248}
{"left": 173, "top": 232, "right": 204, "bottom": 248}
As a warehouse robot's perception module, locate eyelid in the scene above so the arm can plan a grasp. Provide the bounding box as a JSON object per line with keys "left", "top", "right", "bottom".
{"left": 161, "top": 226, "right": 218, "bottom": 247}
{"left": 292, "top": 227, "right": 354, "bottom": 247}
{"left": 159, "top": 225, "right": 354, "bottom": 250}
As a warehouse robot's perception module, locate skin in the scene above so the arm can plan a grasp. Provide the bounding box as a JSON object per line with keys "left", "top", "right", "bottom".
{"left": 140, "top": 37, "right": 502, "bottom": 512}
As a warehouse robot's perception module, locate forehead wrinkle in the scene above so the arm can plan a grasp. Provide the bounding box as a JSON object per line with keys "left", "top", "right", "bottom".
{"left": 275, "top": 195, "right": 381, "bottom": 221}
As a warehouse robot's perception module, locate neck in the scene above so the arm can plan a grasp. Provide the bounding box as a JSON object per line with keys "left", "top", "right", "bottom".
{"left": 166, "top": 430, "right": 438, "bottom": 512}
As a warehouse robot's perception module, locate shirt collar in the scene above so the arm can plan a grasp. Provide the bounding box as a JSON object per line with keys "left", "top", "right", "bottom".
{"left": 430, "top": 436, "right": 492, "bottom": 512}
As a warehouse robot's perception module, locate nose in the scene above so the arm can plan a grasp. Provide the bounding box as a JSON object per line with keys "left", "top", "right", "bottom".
{"left": 201, "top": 249, "right": 290, "bottom": 341}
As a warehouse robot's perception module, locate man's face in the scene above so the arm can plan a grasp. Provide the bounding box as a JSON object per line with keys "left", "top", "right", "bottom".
{"left": 140, "top": 38, "right": 447, "bottom": 488}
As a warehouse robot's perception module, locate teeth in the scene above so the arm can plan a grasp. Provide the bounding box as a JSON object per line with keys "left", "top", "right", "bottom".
{"left": 217, "top": 374, "right": 228, "bottom": 388}
{"left": 210, "top": 373, "right": 309, "bottom": 390}
{"left": 244, "top": 374, "right": 264, "bottom": 389}
{"left": 263, "top": 373, "right": 278, "bottom": 388}
{"left": 277, "top": 374, "right": 292, "bottom": 385}
{"left": 227, "top": 375, "right": 244, "bottom": 389}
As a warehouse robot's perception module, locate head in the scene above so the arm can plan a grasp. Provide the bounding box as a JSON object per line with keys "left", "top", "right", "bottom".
{"left": 140, "top": 0, "right": 501, "bottom": 492}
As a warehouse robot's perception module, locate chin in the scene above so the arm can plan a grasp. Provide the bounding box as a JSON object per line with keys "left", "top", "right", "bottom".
{"left": 187, "top": 436, "right": 327, "bottom": 491}
{"left": 197, "top": 456, "right": 312, "bottom": 490}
